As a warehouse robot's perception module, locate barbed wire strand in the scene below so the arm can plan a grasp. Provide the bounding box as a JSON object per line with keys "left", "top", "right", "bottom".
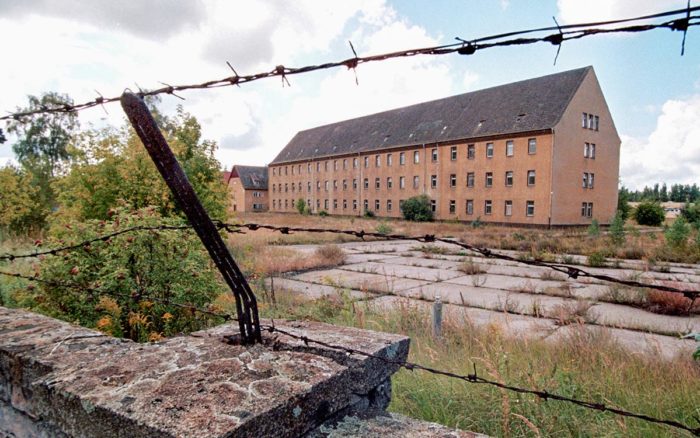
{"left": 1, "top": 7, "right": 699, "bottom": 122}
{"left": 2, "top": 221, "right": 699, "bottom": 299}
{"left": 0, "top": 268, "right": 697, "bottom": 436}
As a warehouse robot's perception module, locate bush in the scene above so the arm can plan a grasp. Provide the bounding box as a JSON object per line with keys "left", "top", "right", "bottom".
{"left": 609, "top": 212, "right": 626, "bottom": 246}
{"left": 363, "top": 209, "right": 375, "bottom": 218}
{"left": 375, "top": 221, "right": 392, "bottom": 235}
{"left": 587, "top": 219, "right": 600, "bottom": 237}
{"left": 315, "top": 244, "right": 346, "bottom": 266}
{"left": 318, "top": 210, "right": 329, "bottom": 217}
{"left": 9, "top": 208, "right": 227, "bottom": 341}
{"left": 587, "top": 251, "right": 606, "bottom": 267}
{"left": 633, "top": 201, "right": 665, "bottom": 226}
{"left": 401, "top": 195, "right": 433, "bottom": 222}
{"left": 665, "top": 217, "right": 691, "bottom": 249}
{"left": 295, "top": 198, "right": 307, "bottom": 215}
{"left": 681, "top": 202, "right": 700, "bottom": 226}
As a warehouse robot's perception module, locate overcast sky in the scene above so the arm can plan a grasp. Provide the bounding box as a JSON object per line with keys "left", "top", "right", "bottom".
{"left": 0, "top": 0, "right": 698, "bottom": 190}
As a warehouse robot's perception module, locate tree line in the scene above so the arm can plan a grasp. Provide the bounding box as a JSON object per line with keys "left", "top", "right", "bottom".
{"left": 621, "top": 183, "right": 700, "bottom": 204}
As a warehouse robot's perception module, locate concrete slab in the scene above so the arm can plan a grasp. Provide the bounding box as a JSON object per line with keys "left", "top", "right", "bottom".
{"left": 293, "top": 269, "right": 432, "bottom": 293}
{"left": 265, "top": 278, "right": 372, "bottom": 300}
{"left": 445, "top": 274, "right": 565, "bottom": 294}
{"left": 375, "top": 256, "right": 464, "bottom": 270}
{"left": 339, "top": 262, "right": 463, "bottom": 282}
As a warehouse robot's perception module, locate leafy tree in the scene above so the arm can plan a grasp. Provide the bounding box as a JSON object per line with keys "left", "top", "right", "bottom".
{"left": 609, "top": 212, "right": 626, "bottom": 245}
{"left": 54, "top": 106, "right": 228, "bottom": 222}
{"left": 617, "top": 186, "right": 631, "bottom": 221}
{"left": 587, "top": 219, "right": 600, "bottom": 237}
{"left": 0, "top": 166, "right": 45, "bottom": 235}
{"left": 295, "top": 198, "right": 307, "bottom": 215}
{"left": 401, "top": 195, "right": 433, "bottom": 222}
{"left": 664, "top": 217, "right": 690, "bottom": 249}
{"left": 633, "top": 201, "right": 665, "bottom": 226}
{"left": 680, "top": 202, "right": 700, "bottom": 227}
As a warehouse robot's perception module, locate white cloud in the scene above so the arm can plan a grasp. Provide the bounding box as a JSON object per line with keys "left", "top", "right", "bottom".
{"left": 557, "top": 0, "right": 686, "bottom": 24}
{"left": 620, "top": 94, "right": 700, "bottom": 189}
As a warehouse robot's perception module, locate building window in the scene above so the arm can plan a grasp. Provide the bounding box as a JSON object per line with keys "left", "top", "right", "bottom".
{"left": 308, "top": 182, "right": 311, "bottom": 192}
{"left": 316, "top": 181, "right": 321, "bottom": 191}
{"left": 450, "top": 174, "right": 457, "bottom": 188}
{"left": 364, "top": 156, "right": 369, "bottom": 168}
{"left": 582, "top": 202, "right": 593, "bottom": 217}
{"left": 527, "top": 170, "right": 536, "bottom": 186}
{"left": 414, "top": 150, "right": 420, "bottom": 164}
{"left": 285, "top": 199, "right": 288, "bottom": 209}
{"left": 588, "top": 114, "right": 594, "bottom": 131}
{"left": 375, "top": 155, "right": 381, "bottom": 167}
{"left": 353, "top": 178, "right": 358, "bottom": 189}
{"left": 272, "top": 200, "right": 276, "bottom": 209}
{"left": 324, "top": 199, "right": 329, "bottom": 210}
{"left": 387, "top": 154, "right": 393, "bottom": 166}
{"left": 528, "top": 138, "right": 536, "bottom": 154}
{"left": 484, "top": 200, "right": 492, "bottom": 215}
{"left": 285, "top": 166, "right": 288, "bottom": 175}
{"left": 399, "top": 199, "right": 405, "bottom": 210}
{"left": 588, "top": 173, "right": 594, "bottom": 189}
{"left": 325, "top": 161, "right": 329, "bottom": 172}
{"left": 430, "top": 200, "right": 436, "bottom": 212}
{"left": 291, "top": 184, "right": 295, "bottom": 193}
{"left": 353, "top": 157, "right": 358, "bottom": 168}
{"left": 431, "top": 175, "right": 437, "bottom": 188}
{"left": 375, "top": 199, "right": 380, "bottom": 211}
{"left": 333, "top": 199, "right": 338, "bottom": 210}
{"left": 307, "top": 199, "right": 311, "bottom": 208}
{"left": 333, "top": 180, "right": 338, "bottom": 190}
{"left": 505, "top": 171, "right": 513, "bottom": 187}
{"left": 272, "top": 184, "right": 276, "bottom": 193}
{"left": 590, "top": 143, "right": 596, "bottom": 158}
{"left": 291, "top": 166, "right": 294, "bottom": 175}
{"left": 584, "top": 142, "right": 589, "bottom": 158}
{"left": 387, "top": 199, "right": 393, "bottom": 211}
{"left": 364, "top": 199, "right": 369, "bottom": 212}
{"left": 466, "top": 200, "right": 474, "bottom": 215}
{"left": 505, "top": 200, "right": 513, "bottom": 216}
{"left": 252, "top": 203, "right": 262, "bottom": 210}
{"left": 364, "top": 178, "right": 369, "bottom": 189}
{"left": 343, "top": 179, "right": 348, "bottom": 190}
{"left": 400, "top": 152, "right": 405, "bottom": 165}
{"left": 486, "top": 142, "right": 494, "bottom": 158}
{"left": 399, "top": 176, "right": 405, "bottom": 189}
{"left": 485, "top": 172, "right": 493, "bottom": 187}
{"left": 353, "top": 200, "right": 358, "bottom": 210}
{"left": 467, "top": 172, "right": 475, "bottom": 188}
{"left": 284, "top": 183, "right": 288, "bottom": 193}
{"left": 307, "top": 163, "right": 311, "bottom": 173}
{"left": 467, "top": 144, "right": 475, "bottom": 159}
{"left": 387, "top": 177, "right": 393, "bottom": 189}
{"left": 413, "top": 176, "right": 420, "bottom": 189}
{"left": 316, "top": 199, "right": 320, "bottom": 209}
{"left": 317, "top": 162, "right": 321, "bottom": 172}
{"left": 506, "top": 140, "right": 514, "bottom": 157}
{"left": 342, "top": 159, "right": 347, "bottom": 170}
{"left": 449, "top": 200, "right": 456, "bottom": 214}
{"left": 582, "top": 173, "right": 588, "bottom": 188}
{"left": 375, "top": 177, "right": 380, "bottom": 189}
{"left": 594, "top": 115, "right": 599, "bottom": 131}
{"left": 585, "top": 142, "right": 596, "bottom": 159}
{"left": 526, "top": 201, "right": 535, "bottom": 216}
{"left": 343, "top": 199, "right": 347, "bottom": 209}
{"left": 582, "top": 112, "right": 588, "bottom": 128}
{"left": 431, "top": 148, "right": 438, "bottom": 162}
{"left": 298, "top": 164, "right": 301, "bottom": 174}
{"left": 273, "top": 168, "right": 276, "bottom": 176}
{"left": 450, "top": 146, "right": 457, "bottom": 161}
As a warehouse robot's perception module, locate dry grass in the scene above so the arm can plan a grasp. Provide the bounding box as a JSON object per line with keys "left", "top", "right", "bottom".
{"left": 551, "top": 300, "right": 596, "bottom": 326}
{"left": 457, "top": 257, "right": 487, "bottom": 275}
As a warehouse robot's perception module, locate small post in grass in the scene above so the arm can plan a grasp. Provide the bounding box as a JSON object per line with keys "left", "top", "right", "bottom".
{"left": 432, "top": 295, "right": 443, "bottom": 339}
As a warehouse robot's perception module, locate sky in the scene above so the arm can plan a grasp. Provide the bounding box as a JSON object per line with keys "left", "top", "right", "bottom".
{"left": 0, "top": 0, "right": 698, "bottom": 190}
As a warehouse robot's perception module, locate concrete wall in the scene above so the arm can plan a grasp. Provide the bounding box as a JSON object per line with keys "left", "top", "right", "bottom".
{"left": 228, "top": 176, "right": 268, "bottom": 212}
{"left": 551, "top": 69, "right": 621, "bottom": 225}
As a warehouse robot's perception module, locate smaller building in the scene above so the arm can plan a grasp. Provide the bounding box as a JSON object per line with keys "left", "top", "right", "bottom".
{"left": 226, "top": 165, "right": 268, "bottom": 212}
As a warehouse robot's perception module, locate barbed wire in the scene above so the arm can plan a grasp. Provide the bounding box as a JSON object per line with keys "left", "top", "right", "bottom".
{"left": 0, "top": 268, "right": 697, "bottom": 436}
{"left": 2, "top": 221, "right": 699, "bottom": 299}
{"left": 1, "top": 6, "right": 698, "bottom": 122}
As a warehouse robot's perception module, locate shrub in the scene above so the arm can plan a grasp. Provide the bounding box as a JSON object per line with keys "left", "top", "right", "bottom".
{"left": 609, "top": 212, "right": 626, "bottom": 245}
{"left": 295, "top": 198, "right": 307, "bottom": 215}
{"left": 665, "top": 217, "right": 691, "bottom": 249}
{"left": 458, "top": 257, "right": 486, "bottom": 275}
{"left": 315, "top": 244, "right": 346, "bottom": 266}
{"left": 401, "top": 195, "right": 433, "bottom": 222}
{"left": 646, "top": 290, "right": 695, "bottom": 316}
{"left": 587, "top": 219, "right": 600, "bottom": 237}
{"left": 633, "top": 201, "right": 665, "bottom": 226}
{"left": 587, "top": 251, "right": 606, "bottom": 267}
{"left": 680, "top": 202, "right": 700, "bottom": 226}
{"left": 375, "top": 221, "right": 392, "bottom": 235}
{"left": 318, "top": 210, "right": 329, "bottom": 217}
{"left": 12, "top": 208, "right": 227, "bottom": 341}
{"left": 363, "top": 209, "right": 375, "bottom": 218}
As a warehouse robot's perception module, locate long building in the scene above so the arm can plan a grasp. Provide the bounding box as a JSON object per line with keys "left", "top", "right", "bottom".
{"left": 268, "top": 66, "right": 620, "bottom": 226}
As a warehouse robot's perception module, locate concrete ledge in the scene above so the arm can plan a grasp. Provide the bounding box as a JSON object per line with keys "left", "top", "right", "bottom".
{"left": 0, "top": 307, "right": 409, "bottom": 437}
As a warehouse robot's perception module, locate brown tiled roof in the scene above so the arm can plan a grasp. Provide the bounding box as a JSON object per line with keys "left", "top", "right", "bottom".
{"left": 271, "top": 66, "right": 591, "bottom": 164}
{"left": 230, "top": 165, "right": 268, "bottom": 190}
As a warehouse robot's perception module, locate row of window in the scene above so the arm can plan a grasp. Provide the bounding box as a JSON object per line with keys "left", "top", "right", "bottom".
{"left": 582, "top": 112, "right": 600, "bottom": 131}
{"left": 272, "top": 170, "right": 540, "bottom": 193}
{"left": 271, "top": 139, "right": 539, "bottom": 176}
{"left": 272, "top": 198, "right": 537, "bottom": 217}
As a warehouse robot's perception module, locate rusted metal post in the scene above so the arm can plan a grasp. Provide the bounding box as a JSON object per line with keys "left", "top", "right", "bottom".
{"left": 120, "top": 92, "right": 261, "bottom": 344}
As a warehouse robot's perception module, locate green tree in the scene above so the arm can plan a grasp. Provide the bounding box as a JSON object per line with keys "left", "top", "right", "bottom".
{"left": 54, "top": 106, "right": 227, "bottom": 222}
{"left": 664, "top": 217, "right": 691, "bottom": 249}
{"left": 0, "top": 166, "right": 45, "bottom": 235}
{"left": 401, "top": 195, "right": 433, "bottom": 222}
{"left": 609, "top": 212, "right": 626, "bottom": 245}
{"left": 680, "top": 202, "right": 700, "bottom": 227}
{"left": 633, "top": 201, "right": 665, "bottom": 226}
{"left": 617, "top": 186, "right": 632, "bottom": 221}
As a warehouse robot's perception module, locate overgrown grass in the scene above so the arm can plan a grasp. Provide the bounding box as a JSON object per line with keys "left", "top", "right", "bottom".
{"left": 254, "top": 289, "right": 700, "bottom": 438}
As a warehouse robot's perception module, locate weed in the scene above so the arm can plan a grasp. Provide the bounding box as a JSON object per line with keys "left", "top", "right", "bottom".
{"left": 376, "top": 221, "right": 393, "bottom": 235}
{"left": 587, "top": 252, "right": 606, "bottom": 267}
{"left": 552, "top": 300, "right": 596, "bottom": 325}
{"left": 315, "top": 244, "right": 346, "bottom": 266}
{"left": 458, "top": 257, "right": 486, "bottom": 275}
